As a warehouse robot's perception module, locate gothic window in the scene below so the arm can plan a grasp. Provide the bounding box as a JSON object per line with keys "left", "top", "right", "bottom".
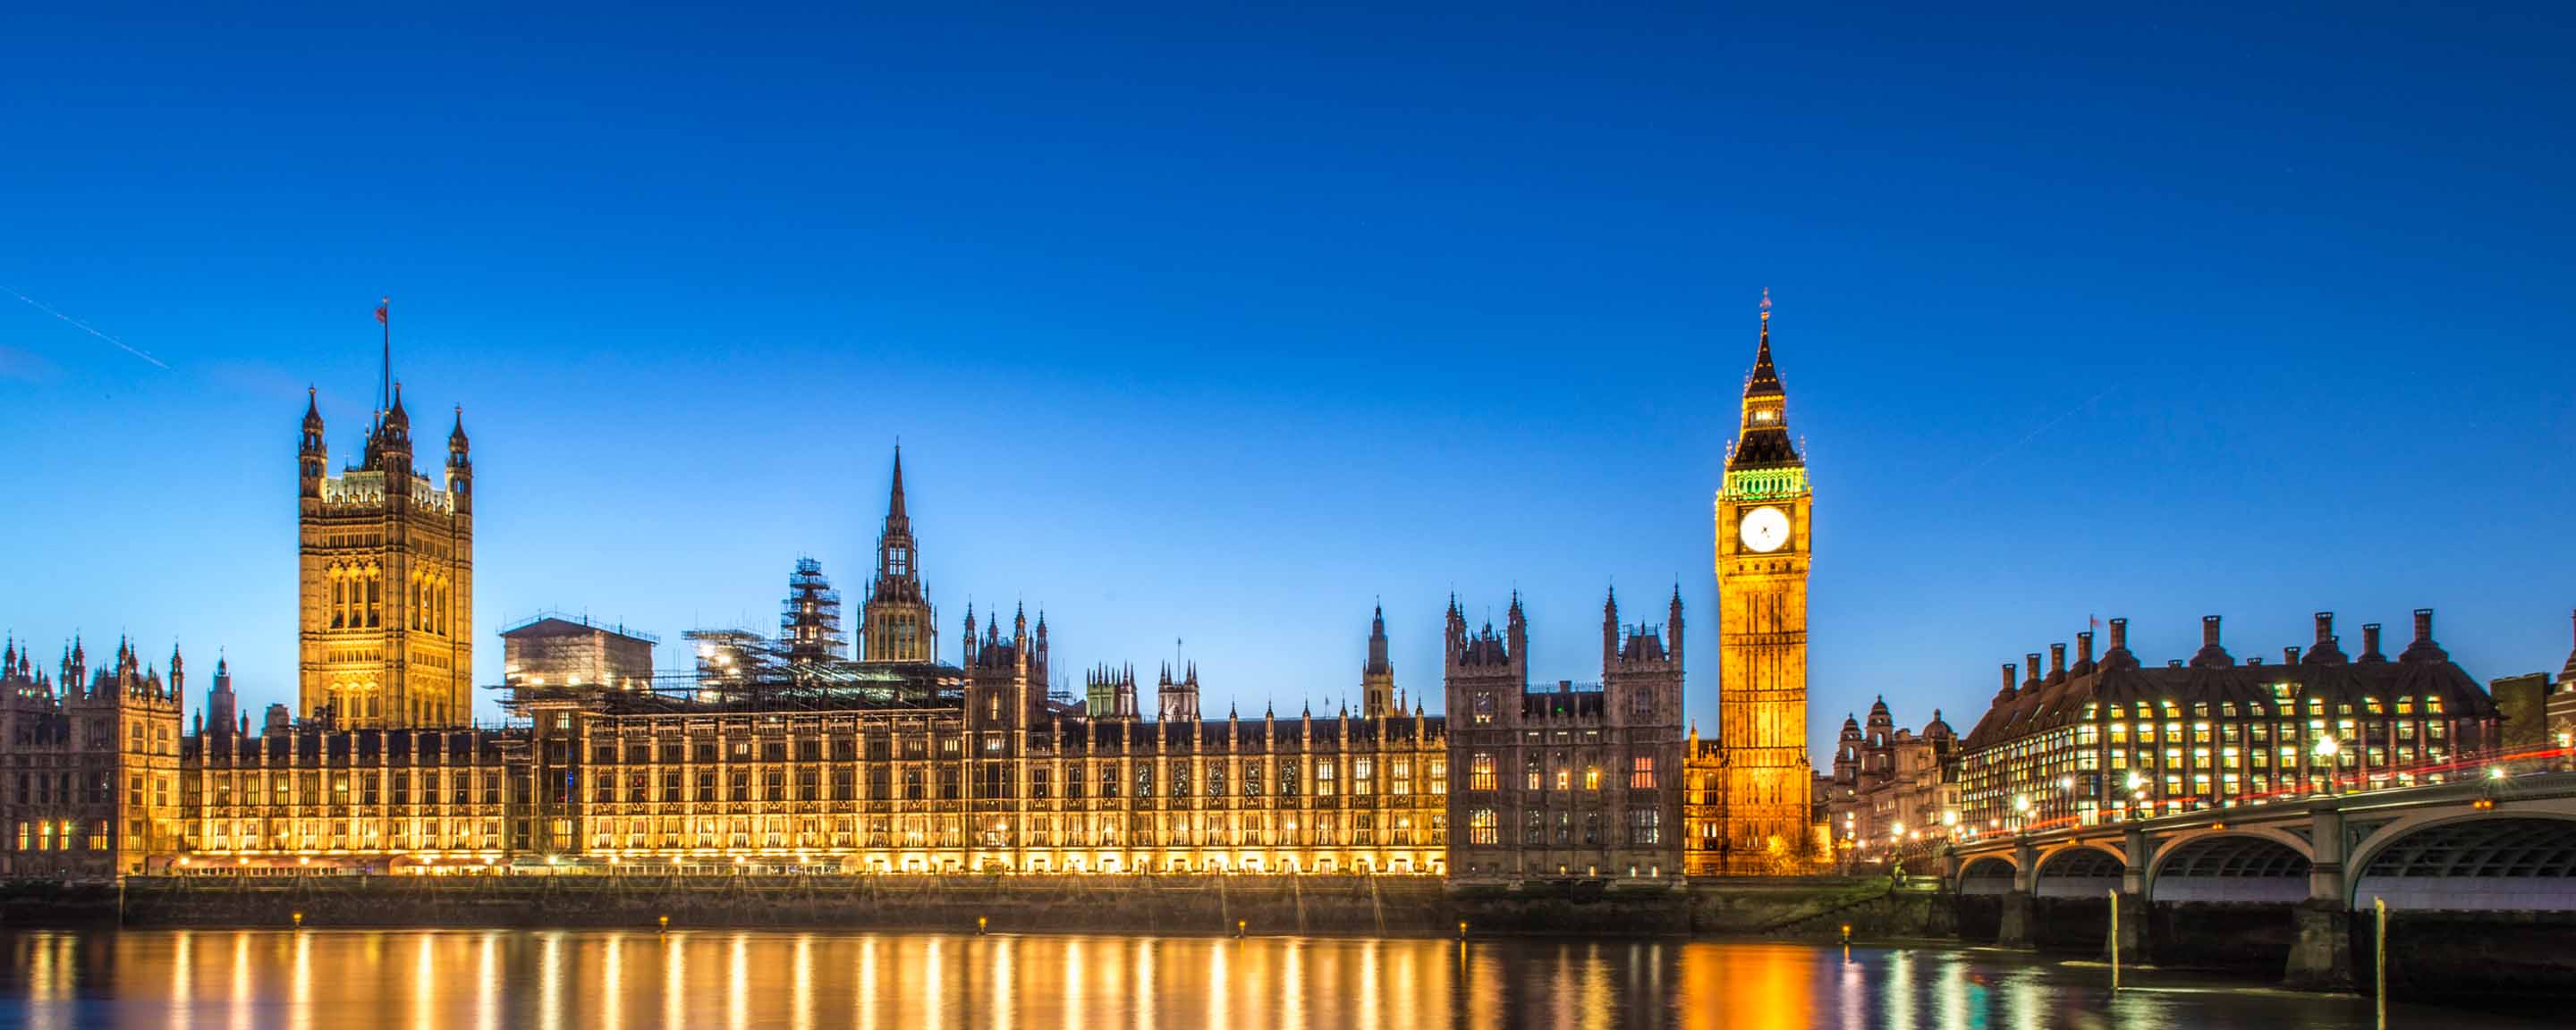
{"left": 1630, "top": 807, "right": 1663, "bottom": 845}
{"left": 1468, "top": 808, "right": 1496, "bottom": 845}
{"left": 1631, "top": 756, "right": 1658, "bottom": 789}
{"left": 1469, "top": 753, "right": 1495, "bottom": 791}
{"left": 1523, "top": 755, "right": 1542, "bottom": 791}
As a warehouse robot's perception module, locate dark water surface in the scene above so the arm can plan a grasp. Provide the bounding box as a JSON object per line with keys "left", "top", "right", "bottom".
{"left": 0, "top": 928, "right": 2545, "bottom": 1028}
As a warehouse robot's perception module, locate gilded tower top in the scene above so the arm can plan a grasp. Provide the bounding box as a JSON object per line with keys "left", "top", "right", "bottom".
{"left": 1725, "top": 291, "right": 1804, "bottom": 477}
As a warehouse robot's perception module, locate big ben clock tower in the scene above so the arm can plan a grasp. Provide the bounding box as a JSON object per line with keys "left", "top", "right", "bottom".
{"left": 1712, "top": 291, "right": 1815, "bottom": 870}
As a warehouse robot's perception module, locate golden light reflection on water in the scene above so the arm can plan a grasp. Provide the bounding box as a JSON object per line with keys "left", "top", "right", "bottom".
{"left": 0, "top": 928, "right": 2460, "bottom": 1029}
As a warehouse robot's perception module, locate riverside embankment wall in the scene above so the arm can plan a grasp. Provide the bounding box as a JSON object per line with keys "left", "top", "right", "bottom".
{"left": 2, "top": 875, "right": 1931, "bottom": 940}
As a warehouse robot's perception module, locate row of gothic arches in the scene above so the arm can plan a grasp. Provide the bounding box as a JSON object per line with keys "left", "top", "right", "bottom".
{"left": 1956, "top": 815, "right": 2576, "bottom": 912}
{"left": 324, "top": 562, "right": 454, "bottom": 636}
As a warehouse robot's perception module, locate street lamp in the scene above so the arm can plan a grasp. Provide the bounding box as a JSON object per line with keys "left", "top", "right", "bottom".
{"left": 2313, "top": 735, "right": 2341, "bottom": 796}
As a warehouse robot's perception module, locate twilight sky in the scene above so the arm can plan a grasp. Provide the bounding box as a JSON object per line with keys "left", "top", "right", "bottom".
{"left": 3, "top": 3, "right": 2572, "bottom": 759}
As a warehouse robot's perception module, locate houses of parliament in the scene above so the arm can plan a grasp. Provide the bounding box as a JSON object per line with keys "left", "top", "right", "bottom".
{"left": 0, "top": 308, "right": 1818, "bottom": 880}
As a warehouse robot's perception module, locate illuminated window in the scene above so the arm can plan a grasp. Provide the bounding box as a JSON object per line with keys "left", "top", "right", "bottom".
{"left": 1630, "top": 756, "right": 1657, "bottom": 789}
{"left": 1469, "top": 754, "right": 1495, "bottom": 792}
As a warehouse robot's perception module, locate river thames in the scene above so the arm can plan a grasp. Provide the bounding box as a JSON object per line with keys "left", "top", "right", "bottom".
{"left": 0, "top": 929, "right": 2548, "bottom": 1029}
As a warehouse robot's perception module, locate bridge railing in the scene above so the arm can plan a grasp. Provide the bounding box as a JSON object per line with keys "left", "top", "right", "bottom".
{"left": 1950, "top": 744, "right": 2575, "bottom": 847}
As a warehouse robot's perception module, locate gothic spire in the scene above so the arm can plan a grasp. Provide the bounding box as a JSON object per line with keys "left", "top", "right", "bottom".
{"left": 886, "top": 445, "right": 908, "bottom": 528}
{"left": 1727, "top": 290, "right": 1801, "bottom": 469}
{"left": 1365, "top": 604, "right": 1391, "bottom": 676}
{"left": 1744, "top": 288, "right": 1783, "bottom": 398}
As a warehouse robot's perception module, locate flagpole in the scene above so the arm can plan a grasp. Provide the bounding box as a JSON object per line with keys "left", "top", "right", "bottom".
{"left": 380, "top": 297, "right": 391, "bottom": 413}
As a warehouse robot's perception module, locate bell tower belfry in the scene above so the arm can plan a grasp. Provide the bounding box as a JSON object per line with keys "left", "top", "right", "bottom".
{"left": 1711, "top": 291, "right": 1816, "bottom": 869}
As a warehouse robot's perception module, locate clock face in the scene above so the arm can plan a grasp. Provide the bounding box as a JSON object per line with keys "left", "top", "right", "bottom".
{"left": 1739, "top": 506, "right": 1791, "bottom": 553}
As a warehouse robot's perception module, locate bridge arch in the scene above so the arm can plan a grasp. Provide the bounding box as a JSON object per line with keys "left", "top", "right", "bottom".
{"left": 2349, "top": 815, "right": 2576, "bottom": 912}
{"left": 1955, "top": 855, "right": 2019, "bottom": 895}
{"left": 2146, "top": 831, "right": 2312, "bottom": 905}
{"left": 2031, "top": 845, "right": 2124, "bottom": 899}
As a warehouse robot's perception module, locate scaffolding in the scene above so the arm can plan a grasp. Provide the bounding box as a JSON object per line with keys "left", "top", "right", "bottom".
{"left": 780, "top": 558, "right": 845, "bottom": 663}
{"left": 502, "top": 648, "right": 965, "bottom": 719}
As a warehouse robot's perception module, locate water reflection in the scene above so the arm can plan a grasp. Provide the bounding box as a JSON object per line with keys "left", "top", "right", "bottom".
{"left": 0, "top": 928, "right": 2548, "bottom": 1029}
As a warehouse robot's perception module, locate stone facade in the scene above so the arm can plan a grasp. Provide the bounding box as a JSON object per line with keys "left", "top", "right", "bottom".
{"left": 1823, "top": 698, "right": 1956, "bottom": 865}
{"left": 0, "top": 637, "right": 183, "bottom": 875}
{"left": 1442, "top": 591, "right": 1687, "bottom": 880}
{"left": 1953, "top": 611, "right": 2503, "bottom": 839}
{"left": 297, "top": 384, "right": 474, "bottom": 728}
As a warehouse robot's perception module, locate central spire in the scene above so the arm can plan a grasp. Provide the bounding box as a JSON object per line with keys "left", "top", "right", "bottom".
{"left": 886, "top": 444, "right": 908, "bottom": 528}
{"left": 860, "top": 444, "right": 935, "bottom": 663}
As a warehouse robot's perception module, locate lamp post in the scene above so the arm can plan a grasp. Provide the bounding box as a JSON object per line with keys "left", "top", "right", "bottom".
{"left": 2011, "top": 793, "right": 2031, "bottom": 835}
{"left": 2313, "top": 735, "right": 2341, "bottom": 797}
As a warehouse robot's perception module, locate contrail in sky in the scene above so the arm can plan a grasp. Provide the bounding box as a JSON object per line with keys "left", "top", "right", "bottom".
{"left": 2, "top": 285, "right": 169, "bottom": 369}
{"left": 1942, "top": 386, "right": 2116, "bottom": 490}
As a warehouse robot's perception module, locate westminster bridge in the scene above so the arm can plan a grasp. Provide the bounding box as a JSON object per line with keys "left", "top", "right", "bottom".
{"left": 1940, "top": 768, "right": 2576, "bottom": 1000}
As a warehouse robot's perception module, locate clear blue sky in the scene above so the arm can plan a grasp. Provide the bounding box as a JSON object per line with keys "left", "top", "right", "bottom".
{"left": 4, "top": 3, "right": 2572, "bottom": 759}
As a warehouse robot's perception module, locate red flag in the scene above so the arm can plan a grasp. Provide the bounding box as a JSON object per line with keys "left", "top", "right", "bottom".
{"left": 375, "top": 299, "right": 389, "bottom": 325}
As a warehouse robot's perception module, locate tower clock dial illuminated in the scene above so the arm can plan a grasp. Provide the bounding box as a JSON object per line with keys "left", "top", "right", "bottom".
{"left": 1738, "top": 505, "right": 1791, "bottom": 553}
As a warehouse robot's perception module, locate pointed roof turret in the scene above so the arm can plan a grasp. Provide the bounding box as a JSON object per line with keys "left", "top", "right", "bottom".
{"left": 1745, "top": 289, "right": 1783, "bottom": 398}
{"left": 302, "top": 387, "right": 324, "bottom": 430}
{"left": 1726, "top": 290, "right": 1801, "bottom": 469}
{"left": 2560, "top": 608, "right": 2576, "bottom": 685}
{"left": 385, "top": 381, "right": 410, "bottom": 428}
{"left": 449, "top": 406, "right": 469, "bottom": 450}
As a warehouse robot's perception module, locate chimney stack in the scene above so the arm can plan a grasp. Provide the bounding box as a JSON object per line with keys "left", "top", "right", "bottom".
{"left": 2202, "top": 614, "right": 2223, "bottom": 649}
{"left": 2048, "top": 643, "right": 2067, "bottom": 682}
{"left": 1999, "top": 663, "right": 2018, "bottom": 697}
{"left": 2315, "top": 612, "right": 2334, "bottom": 646}
{"left": 2024, "top": 653, "right": 2042, "bottom": 687}
{"left": 2285, "top": 646, "right": 2301, "bottom": 665}
{"left": 2077, "top": 631, "right": 2095, "bottom": 666}
{"left": 2361, "top": 623, "right": 2384, "bottom": 660}
{"left": 2412, "top": 608, "right": 2434, "bottom": 646}
{"left": 2108, "top": 617, "right": 2129, "bottom": 652}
